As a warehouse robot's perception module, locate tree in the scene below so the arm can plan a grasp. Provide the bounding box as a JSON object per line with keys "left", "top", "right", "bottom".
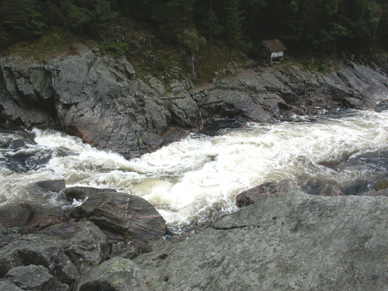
{"left": 203, "top": 0, "right": 223, "bottom": 68}
{"left": 239, "top": 0, "right": 266, "bottom": 41}
{"left": 145, "top": 0, "right": 196, "bottom": 42}
{"left": 95, "top": 0, "right": 118, "bottom": 27}
{"left": 61, "top": 0, "right": 95, "bottom": 36}
{"left": 225, "top": 0, "right": 244, "bottom": 60}
{"left": 0, "top": 0, "right": 46, "bottom": 40}
{"left": 0, "top": 23, "right": 9, "bottom": 49}
{"left": 178, "top": 29, "right": 206, "bottom": 80}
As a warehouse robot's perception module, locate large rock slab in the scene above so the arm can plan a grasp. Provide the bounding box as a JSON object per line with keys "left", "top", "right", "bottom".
{"left": 70, "top": 192, "right": 166, "bottom": 246}
{"left": 134, "top": 191, "right": 388, "bottom": 290}
{"left": 73, "top": 257, "right": 146, "bottom": 291}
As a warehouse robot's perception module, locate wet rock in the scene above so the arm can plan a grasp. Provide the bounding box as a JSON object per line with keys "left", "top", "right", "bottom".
{"left": 363, "top": 189, "right": 388, "bottom": 197}
{"left": 35, "top": 180, "right": 66, "bottom": 193}
{"left": 27, "top": 206, "right": 68, "bottom": 231}
{"left": 374, "top": 179, "right": 388, "bottom": 191}
{"left": 273, "top": 179, "right": 299, "bottom": 193}
{"left": 200, "top": 117, "right": 246, "bottom": 136}
{"left": 235, "top": 179, "right": 298, "bottom": 207}
{"left": 63, "top": 186, "right": 116, "bottom": 201}
{"left": 9, "top": 139, "right": 25, "bottom": 149}
{"left": 73, "top": 257, "right": 146, "bottom": 291}
{"left": 0, "top": 203, "right": 68, "bottom": 232}
{"left": 134, "top": 191, "right": 388, "bottom": 290}
{"left": 4, "top": 147, "right": 53, "bottom": 173}
{"left": 70, "top": 192, "right": 166, "bottom": 246}
{"left": 0, "top": 203, "right": 33, "bottom": 228}
{"left": 235, "top": 182, "right": 276, "bottom": 207}
{"left": 5, "top": 265, "right": 69, "bottom": 291}
{"left": 320, "top": 184, "right": 344, "bottom": 196}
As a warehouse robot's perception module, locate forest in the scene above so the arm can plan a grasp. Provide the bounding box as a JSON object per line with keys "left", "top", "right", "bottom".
{"left": 0, "top": 0, "right": 387, "bottom": 58}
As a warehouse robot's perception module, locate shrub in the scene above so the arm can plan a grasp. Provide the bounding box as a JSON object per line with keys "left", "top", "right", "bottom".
{"left": 99, "top": 41, "right": 128, "bottom": 58}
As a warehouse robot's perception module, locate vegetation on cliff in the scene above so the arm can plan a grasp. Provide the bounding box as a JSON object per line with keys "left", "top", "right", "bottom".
{"left": 1, "top": 0, "right": 387, "bottom": 83}
{"left": 1, "top": 0, "right": 387, "bottom": 52}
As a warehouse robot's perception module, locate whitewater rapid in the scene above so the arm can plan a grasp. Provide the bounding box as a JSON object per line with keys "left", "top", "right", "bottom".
{"left": 1, "top": 109, "right": 388, "bottom": 232}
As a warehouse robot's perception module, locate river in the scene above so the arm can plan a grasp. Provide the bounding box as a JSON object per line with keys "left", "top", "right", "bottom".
{"left": 1, "top": 109, "right": 388, "bottom": 232}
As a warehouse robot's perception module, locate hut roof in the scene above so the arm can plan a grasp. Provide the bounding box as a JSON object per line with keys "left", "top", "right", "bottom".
{"left": 261, "top": 39, "right": 287, "bottom": 52}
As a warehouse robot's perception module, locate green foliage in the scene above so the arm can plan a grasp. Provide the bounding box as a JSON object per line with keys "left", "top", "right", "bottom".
{"left": 178, "top": 28, "right": 206, "bottom": 79}
{"left": 225, "top": 0, "right": 244, "bottom": 60}
{"left": 62, "top": 0, "right": 95, "bottom": 35}
{"left": 203, "top": 9, "right": 223, "bottom": 38}
{"left": 25, "top": 8, "right": 46, "bottom": 37}
{"left": 0, "top": 24, "right": 9, "bottom": 49}
{"left": 178, "top": 29, "right": 206, "bottom": 54}
{"left": 0, "top": 0, "right": 47, "bottom": 39}
{"left": 144, "top": 0, "right": 196, "bottom": 42}
{"left": 95, "top": 0, "right": 119, "bottom": 26}
{"left": 0, "top": 0, "right": 387, "bottom": 60}
{"left": 99, "top": 41, "right": 128, "bottom": 58}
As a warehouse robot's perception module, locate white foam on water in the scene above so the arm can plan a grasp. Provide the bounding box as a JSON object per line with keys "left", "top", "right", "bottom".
{"left": 1, "top": 110, "right": 388, "bottom": 231}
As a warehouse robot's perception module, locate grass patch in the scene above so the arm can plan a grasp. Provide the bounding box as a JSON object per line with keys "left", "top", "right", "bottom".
{"left": 1, "top": 27, "right": 79, "bottom": 61}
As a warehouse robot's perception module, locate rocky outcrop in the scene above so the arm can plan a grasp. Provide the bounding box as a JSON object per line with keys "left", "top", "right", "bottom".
{"left": 35, "top": 180, "right": 66, "bottom": 193}
{"left": 0, "top": 44, "right": 200, "bottom": 158}
{"left": 0, "top": 185, "right": 166, "bottom": 290}
{"left": 133, "top": 191, "right": 388, "bottom": 290}
{"left": 1, "top": 45, "right": 388, "bottom": 158}
{"left": 0, "top": 221, "right": 108, "bottom": 285}
{"left": 197, "top": 63, "right": 388, "bottom": 122}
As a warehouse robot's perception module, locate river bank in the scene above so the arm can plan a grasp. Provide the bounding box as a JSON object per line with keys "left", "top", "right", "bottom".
{"left": 1, "top": 44, "right": 388, "bottom": 158}
{"left": 2, "top": 178, "right": 388, "bottom": 290}
{"left": 1, "top": 43, "right": 388, "bottom": 289}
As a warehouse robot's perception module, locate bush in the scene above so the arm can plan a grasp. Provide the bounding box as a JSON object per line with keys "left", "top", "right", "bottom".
{"left": 99, "top": 41, "right": 128, "bottom": 58}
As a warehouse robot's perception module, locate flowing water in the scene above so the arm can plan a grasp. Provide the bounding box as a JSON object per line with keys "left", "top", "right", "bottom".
{"left": 1, "top": 109, "right": 388, "bottom": 232}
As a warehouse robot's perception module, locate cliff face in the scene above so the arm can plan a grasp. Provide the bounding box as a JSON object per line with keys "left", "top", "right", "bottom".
{"left": 0, "top": 44, "right": 201, "bottom": 158}
{"left": 1, "top": 43, "right": 388, "bottom": 158}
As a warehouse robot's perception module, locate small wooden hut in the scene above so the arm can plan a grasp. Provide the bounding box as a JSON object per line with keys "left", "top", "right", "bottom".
{"left": 257, "top": 39, "right": 287, "bottom": 63}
